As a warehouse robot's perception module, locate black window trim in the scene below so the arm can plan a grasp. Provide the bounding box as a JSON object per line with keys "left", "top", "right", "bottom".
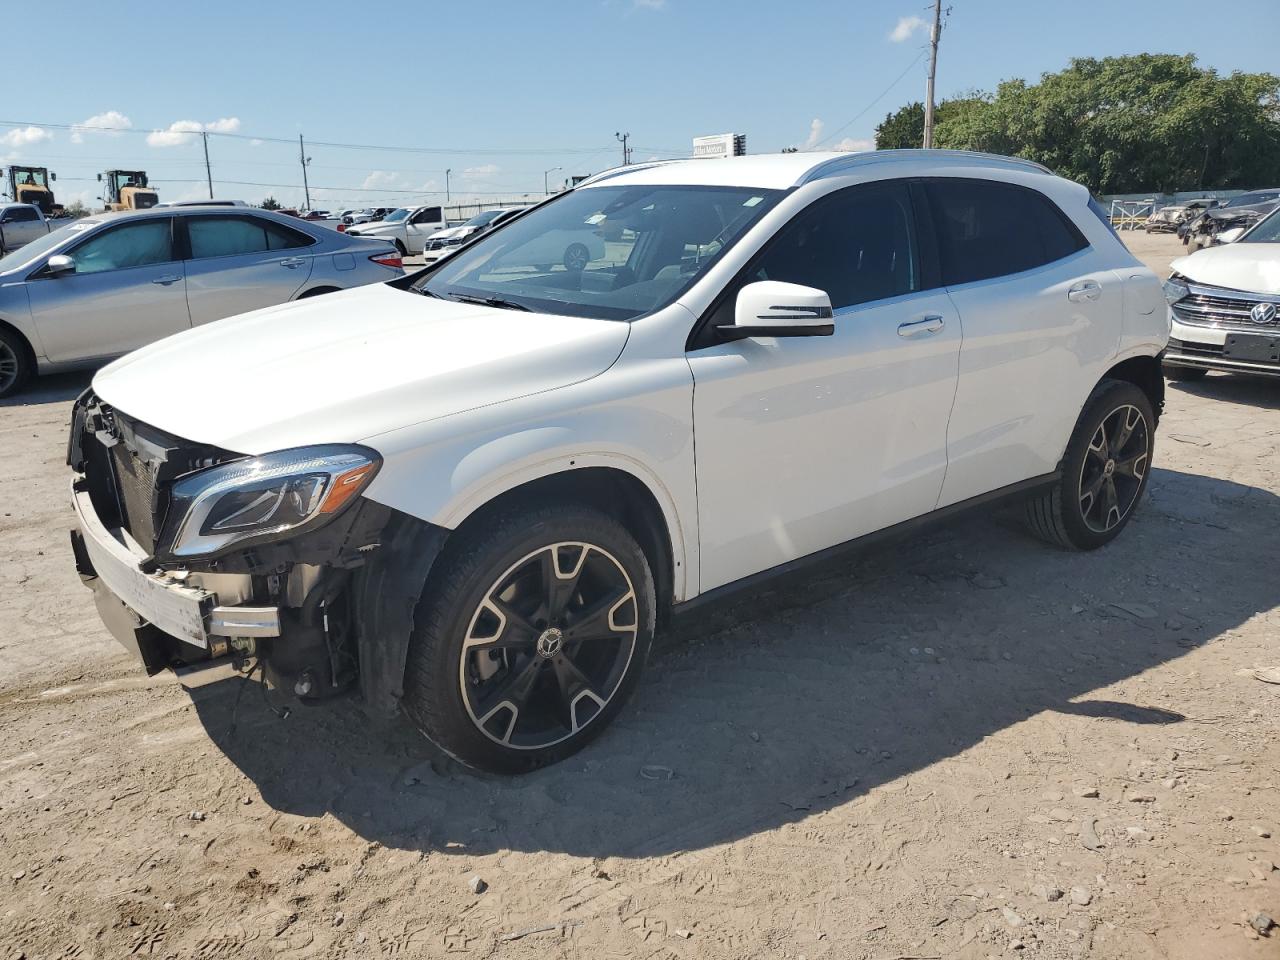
{"left": 177, "top": 212, "right": 317, "bottom": 262}
{"left": 918, "top": 176, "right": 1090, "bottom": 289}
{"left": 687, "top": 178, "right": 933, "bottom": 352}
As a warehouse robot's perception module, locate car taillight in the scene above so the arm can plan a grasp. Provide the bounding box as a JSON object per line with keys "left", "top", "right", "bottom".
{"left": 370, "top": 252, "right": 402, "bottom": 268}
{"left": 337, "top": 223, "right": 346, "bottom": 232}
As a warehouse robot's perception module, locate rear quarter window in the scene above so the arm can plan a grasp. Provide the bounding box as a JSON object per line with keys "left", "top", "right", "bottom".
{"left": 924, "top": 178, "right": 1088, "bottom": 286}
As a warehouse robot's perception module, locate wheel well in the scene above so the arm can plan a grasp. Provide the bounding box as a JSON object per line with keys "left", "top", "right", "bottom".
{"left": 0, "top": 317, "right": 36, "bottom": 365}
{"left": 297, "top": 286, "right": 341, "bottom": 299}
{"left": 450, "top": 468, "right": 676, "bottom": 617}
{"left": 1102, "top": 355, "right": 1165, "bottom": 422}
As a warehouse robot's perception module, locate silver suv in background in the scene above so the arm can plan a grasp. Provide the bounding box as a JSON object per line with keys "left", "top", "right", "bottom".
{"left": 0, "top": 207, "right": 404, "bottom": 397}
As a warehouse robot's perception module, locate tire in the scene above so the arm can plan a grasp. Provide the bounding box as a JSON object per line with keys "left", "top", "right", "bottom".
{"left": 0, "top": 326, "right": 33, "bottom": 399}
{"left": 403, "top": 502, "right": 656, "bottom": 773}
{"left": 1024, "top": 379, "right": 1155, "bottom": 551}
{"left": 1164, "top": 364, "right": 1208, "bottom": 382}
{"left": 563, "top": 243, "right": 590, "bottom": 272}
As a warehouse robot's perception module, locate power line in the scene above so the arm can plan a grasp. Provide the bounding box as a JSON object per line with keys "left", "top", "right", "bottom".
{"left": 812, "top": 50, "right": 926, "bottom": 149}
{"left": 0, "top": 118, "right": 612, "bottom": 156}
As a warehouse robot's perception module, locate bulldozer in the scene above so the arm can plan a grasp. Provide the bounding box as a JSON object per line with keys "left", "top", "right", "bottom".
{"left": 4, "top": 165, "right": 64, "bottom": 217}
{"left": 99, "top": 170, "right": 159, "bottom": 211}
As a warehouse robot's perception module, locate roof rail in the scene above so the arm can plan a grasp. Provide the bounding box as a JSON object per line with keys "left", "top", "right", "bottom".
{"left": 796, "top": 149, "right": 1053, "bottom": 186}
{"left": 574, "top": 159, "right": 683, "bottom": 188}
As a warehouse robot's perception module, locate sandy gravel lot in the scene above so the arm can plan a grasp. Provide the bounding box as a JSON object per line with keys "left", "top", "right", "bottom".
{"left": 1, "top": 233, "right": 1277, "bottom": 959}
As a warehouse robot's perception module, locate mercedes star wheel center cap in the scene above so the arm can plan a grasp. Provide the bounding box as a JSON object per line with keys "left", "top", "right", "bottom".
{"left": 536, "top": 627, "right": 564, "bottom": 659}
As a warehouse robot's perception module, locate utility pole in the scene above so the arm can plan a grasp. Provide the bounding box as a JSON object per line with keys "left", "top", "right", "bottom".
{"left": 543, "top": 166, "right": 561, "bottom": 195}
{"left": 922, "top": 0, "right": 943, "bottom": 149}
{"left": 299, "top": 134, "right": 312, "bottom": 211}
{"left": 201, "top": 131, "right": 213, "bottom": 199}
{"left": 615, "top": 131, "right": 631, "bottom": 166}
{"left": 445, "top": 168, "right": 451, "bottom": 202}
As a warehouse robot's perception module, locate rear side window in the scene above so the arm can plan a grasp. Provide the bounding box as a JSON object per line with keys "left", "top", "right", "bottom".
{"left": 925, "top": 179, "right": 1087, "bottom": 285}
{"left": 186, "top": 215, "right": 313, "bottom": 259}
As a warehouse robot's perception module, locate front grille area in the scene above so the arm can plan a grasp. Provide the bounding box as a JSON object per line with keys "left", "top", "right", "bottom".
{"left": 70, "top": 393, "right": 241, "bottom": 559}
{"left": 1173, "top": 282, "right": 1280, "bottom": 331}
{"left": 1167, "top": 336, "right": 1224, "bottom": 359}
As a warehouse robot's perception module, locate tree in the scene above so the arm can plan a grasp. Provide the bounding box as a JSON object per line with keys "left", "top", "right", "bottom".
{"left": 260, "top": 196, "right": 282, "bottom": 210}
{"left": 875, "top": 97, "right": 987, "bottom": 150}
{"left": 876, "top": 55, "right": 1280, "bottom": 193}
{"left": 61, "top": 200, "right": 90, "bottom": 219}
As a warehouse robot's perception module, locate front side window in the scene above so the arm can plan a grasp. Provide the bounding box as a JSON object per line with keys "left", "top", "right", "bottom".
{"left": 69, "top": 220, "right": 175, "bottom": 275}
{"left": 925, "top": 178, "right": 1087, "bottom": 285}
{"left": 4, "top": 207, "right": 39, "bottom": 223}
{"left": 416, "top": 185, "right": 782, "bottom": 320}
{"left": 187, "top": 216, "right": 311, "bottom": 258}
{"left": 746, "top": 181, "right": 919, "bottom": 309}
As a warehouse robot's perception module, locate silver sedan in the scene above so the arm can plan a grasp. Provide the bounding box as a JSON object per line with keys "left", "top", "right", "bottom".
{"left": 0, "top": 207, "right": 404, "bottom": 397}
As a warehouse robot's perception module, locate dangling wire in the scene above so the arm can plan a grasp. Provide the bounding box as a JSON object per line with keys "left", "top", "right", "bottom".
{"left": 227, "top": 657, "right": 289, "bottom": 739}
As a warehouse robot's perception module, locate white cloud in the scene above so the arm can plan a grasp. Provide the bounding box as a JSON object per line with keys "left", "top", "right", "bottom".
{"left": 70, "top": 110, "right": 132, "bottom": 143}
{"left": 147, "top": 117, "right": 241, "bottom": 147}
{"left": 832, "top": 137, "right": 874, "bottom": 152}
{"left": 360, "top": 170, "right": 439, "bottom": 195}
{"left": 633, "top": 0, "right": 666, "bottom": 8}
{"left": 2, "top": 126, "right": 52, "bottom": 148}
{"left": 890, "top": 14, "right": 926, "bottom": 42}
{"left": 462, "top": 163, "right": 501, "bottom": 180}
{"left": 803, "top": 118, "right": 825, "bottom": 150}
{"left": 249, "top": 138, "right": 264, "bottom": 147}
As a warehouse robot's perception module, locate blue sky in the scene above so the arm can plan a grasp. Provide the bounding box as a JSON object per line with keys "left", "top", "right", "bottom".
{"left": 4, "top": 0, "right": 1276, "bottom": 209}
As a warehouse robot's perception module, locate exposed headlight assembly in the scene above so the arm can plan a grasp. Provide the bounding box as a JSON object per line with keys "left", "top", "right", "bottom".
{"left": 1162, "top": 275, "right": 1190, "bottom": 305}
{"left": 160, "top": 445, "right": 380, "bottom": 559}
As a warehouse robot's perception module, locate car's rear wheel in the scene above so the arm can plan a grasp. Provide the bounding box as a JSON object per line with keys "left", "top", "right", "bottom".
{"left": 403, "top": 502, "right": 655, "bottom": 773}
{"left": 0, "top": 327, "right": 32, "bottom": 399}
{"left": 1024, "top": 379, "right": 1155, "bottom": 551}
{"left": 1164, "top": 364, "right": 1208, "bottom": 382}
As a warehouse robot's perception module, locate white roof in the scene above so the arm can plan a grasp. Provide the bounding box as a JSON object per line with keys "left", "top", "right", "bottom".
{"left": 580, "top": 150, "right": 1053, "bottom": 192}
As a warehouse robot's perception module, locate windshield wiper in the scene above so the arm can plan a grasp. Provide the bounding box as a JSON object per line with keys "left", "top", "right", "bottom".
{"left": 449, "top": 293, "right": 531, "bottom": 312}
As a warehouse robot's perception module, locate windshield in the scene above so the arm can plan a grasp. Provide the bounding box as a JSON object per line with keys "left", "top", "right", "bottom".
{"left": 463, "top": 209, "right": 505, "bottom": 227}
{"left": 1226, "top": 191, "right": 1280, "bottom": 207}
{"left": 415, "top": 184, "right": 782, "bottom": 320}
{"left": 383, "top": 209, "right": 410, "bottom": 222}
{"left": 1242, "top": 208, "right": 1280, "bottom": 243}
{"left": 0, "top": 219, "right": 95, "bottom": 273}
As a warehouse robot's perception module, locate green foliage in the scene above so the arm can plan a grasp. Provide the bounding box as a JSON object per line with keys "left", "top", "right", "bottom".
{"left": 259, "top": 195, "right": 282, "bottom": 210}
{"left": 61, "top": 200, "right": 90, "bottom": 219}
{"left": 875, "top": 55, "right": 1280, "bottom": 193}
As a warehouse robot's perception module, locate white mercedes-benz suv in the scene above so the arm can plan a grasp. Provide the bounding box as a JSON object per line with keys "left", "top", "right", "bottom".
{"left": 68, "top": 151, "right": 1167, "bottom": 773}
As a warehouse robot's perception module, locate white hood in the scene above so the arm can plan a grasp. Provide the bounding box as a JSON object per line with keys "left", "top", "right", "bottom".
{"left": 1172, "top": 243, "right": 1280, "bottom": 295}
{"left": 92, "top": 284, "right": 630, "bottom": 454}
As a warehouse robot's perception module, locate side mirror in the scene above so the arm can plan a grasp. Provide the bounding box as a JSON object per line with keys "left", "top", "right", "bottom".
{"left": 717, "top": 280, "right": 835, "bottom": 342}
{"left": 46, "top": 254, "right": 76, "bottom": 277}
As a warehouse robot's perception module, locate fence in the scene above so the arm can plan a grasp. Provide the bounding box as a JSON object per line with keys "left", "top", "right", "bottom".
{"left": 1097, "top": 189, "right": 1252, "bottom": 230}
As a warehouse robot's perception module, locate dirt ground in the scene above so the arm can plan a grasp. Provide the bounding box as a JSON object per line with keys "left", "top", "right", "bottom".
{"left": 1, "top": 232, "right": 1277, "bottom": 960}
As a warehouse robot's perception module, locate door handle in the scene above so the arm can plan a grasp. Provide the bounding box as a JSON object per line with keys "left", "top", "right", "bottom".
{"left": 897, "top": 315, "right": 945, "bottom": 338}
{"left": 151, "top": 275, "right": 182, "bottom": 285}
{"left": 1068, "top": 280, "right": 1102, "bottom": 302}
{"left": 278, "top": 257, "right": 307, "bottom": 268}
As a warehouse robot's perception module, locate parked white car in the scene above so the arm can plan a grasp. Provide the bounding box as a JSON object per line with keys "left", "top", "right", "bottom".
{"left": 420, "top": 208, "right": 520, "bottom": 263}
{"left": 0, "top": 203, "right": 57, "bottom": 254}
{"left": 68, "top": 150, "right": 1166, "bottom": 774}
{"left": 1163, "top": 206, "right": 1280, "bottom": 380}
{"left": 346, "top": 204, "right": 450, "bottom": 255}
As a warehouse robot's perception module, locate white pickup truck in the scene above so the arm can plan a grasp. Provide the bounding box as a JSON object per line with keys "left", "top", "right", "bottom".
{"left": 345, "top": 204, "right": 450, "bottom": 255}
{"left": 0, "top": 203, "right": 57, "bottom": 254}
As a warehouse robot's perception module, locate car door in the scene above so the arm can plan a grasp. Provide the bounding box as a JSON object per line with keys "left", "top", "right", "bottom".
{"left": 403, "top": 206, "right": 445, "bottom": 253}
{"left": 25, "top": 216, "right": 190, "bottom": 363}
{"left": 920, "top": 177, "right": 1121, "bottom": 508}
{"left": 182, "top": 214, "right": 315, "bottom": 325}
{"left": 687, "top": 180, "right": 962, "bottom": 593}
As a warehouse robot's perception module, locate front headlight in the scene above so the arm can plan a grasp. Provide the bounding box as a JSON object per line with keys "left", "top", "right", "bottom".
{"left": 159, "top": 445, "right": 380, "bottom": 560}
{"left": 1162, "top": 275, "right": 1189, "bottom": 305}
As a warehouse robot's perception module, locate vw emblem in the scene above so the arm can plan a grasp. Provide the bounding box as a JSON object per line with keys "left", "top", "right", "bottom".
{"left": 1250, "top": 301, "right": 1278, "bottom": 325}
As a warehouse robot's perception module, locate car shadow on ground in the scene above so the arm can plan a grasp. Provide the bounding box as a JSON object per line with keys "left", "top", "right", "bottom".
{"left": 190, "top": 466, "right": 1280, "bottom": 859}
{"left": 1169, "top": 371, "right": 1280, "bottom": 410}
{"left": 0, "top": 370, "right": 91, "bottom": 408}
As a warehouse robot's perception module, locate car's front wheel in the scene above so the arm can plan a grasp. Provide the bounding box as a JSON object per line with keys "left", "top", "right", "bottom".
{"left": 0, "top": 326, "right": 32, "bottom": 399}
{"left": 1024, "top": 379, "right": 1155, "bottom": 551}
{"left": 402, "top": 502, "right": 655, "bottom": 773}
